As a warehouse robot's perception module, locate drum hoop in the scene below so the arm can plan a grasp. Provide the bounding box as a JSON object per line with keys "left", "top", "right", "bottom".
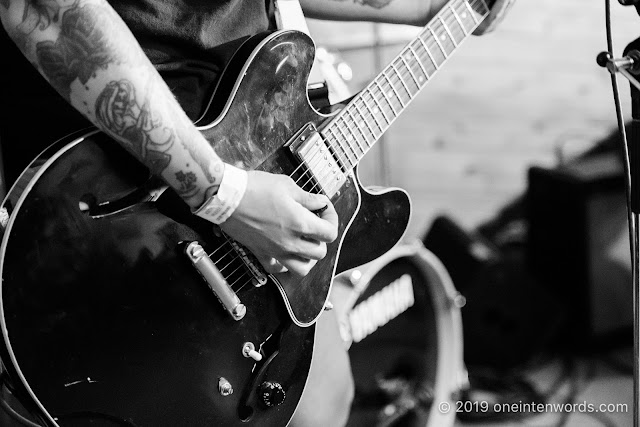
{"left": 343, "top": 240, "right": 467, "bottom": 427}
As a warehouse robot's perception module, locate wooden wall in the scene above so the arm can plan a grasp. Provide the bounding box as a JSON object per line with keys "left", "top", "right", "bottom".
{"left": 308, "top": 0, "right": 640, "bottom": 240}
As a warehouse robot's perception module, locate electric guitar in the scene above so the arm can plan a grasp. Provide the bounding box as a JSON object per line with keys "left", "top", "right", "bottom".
{"left": 0, "top": 1, "right": 493, "bottom": 425}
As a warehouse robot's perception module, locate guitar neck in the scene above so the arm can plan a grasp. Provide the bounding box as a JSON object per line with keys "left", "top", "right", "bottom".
{"left": 321, "top": 0, "right": 491, "bottom": 172}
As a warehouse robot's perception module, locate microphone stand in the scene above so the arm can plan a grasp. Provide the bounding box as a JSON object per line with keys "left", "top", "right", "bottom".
{"left": 598, "top": 35, "right": 640, "bottom": 427}
{"left": 627, "top": 41, "right": 640, "bottom": 427}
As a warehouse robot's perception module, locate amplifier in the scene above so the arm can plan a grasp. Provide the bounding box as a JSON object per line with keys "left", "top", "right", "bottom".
{"left": 527, "top": 153, "right": 633, "bottom": 347}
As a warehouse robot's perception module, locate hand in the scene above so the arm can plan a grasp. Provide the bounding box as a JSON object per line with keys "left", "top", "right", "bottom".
{"left": 473, "top": 0, "right": 516, "bottom": 35}
{"left": 220, "top": 171, "right": 339, "bottom": 277}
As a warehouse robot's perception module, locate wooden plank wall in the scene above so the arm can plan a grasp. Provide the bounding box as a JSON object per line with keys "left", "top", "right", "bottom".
{"left": 308, "top": 1, "right": 640, "bottom": 240}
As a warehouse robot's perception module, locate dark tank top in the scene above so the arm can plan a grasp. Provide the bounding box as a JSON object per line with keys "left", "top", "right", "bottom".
{"left": 0, "top": 0, "right": 274, "bottom": 186}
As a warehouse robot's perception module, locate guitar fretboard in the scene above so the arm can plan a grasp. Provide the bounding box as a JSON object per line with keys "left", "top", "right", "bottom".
{"left": 321, "top": 0, "right": 490, "bottom": 172}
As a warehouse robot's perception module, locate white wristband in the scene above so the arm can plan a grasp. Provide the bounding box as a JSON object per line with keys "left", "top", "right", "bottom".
{"left": 193, "top": 163, "right": 248, "bottom": 224}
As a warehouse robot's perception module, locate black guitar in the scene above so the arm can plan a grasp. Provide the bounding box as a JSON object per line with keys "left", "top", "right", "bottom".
{"left": 0, "top": 1, "right": 492, "bottom": 425}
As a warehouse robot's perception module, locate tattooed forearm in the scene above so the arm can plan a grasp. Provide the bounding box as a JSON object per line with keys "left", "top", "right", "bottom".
{"left": 96, "top": 79, "right": 174, "bottom": 175}
{"left": 2, "top": 0, "right": 226, "bottom": 208}
{"left": 179, "top": 140, "right": 223, "bottom": 184}
{"left": 36, "top": 2, "right": 118, "bottom": 101}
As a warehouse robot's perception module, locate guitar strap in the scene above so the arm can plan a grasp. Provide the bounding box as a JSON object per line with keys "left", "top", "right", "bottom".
{"left": 274, "top": 0, "right": 333, "bottom": 107}
{"left": 274, "top": 0, "right": 311, "bottom": 35}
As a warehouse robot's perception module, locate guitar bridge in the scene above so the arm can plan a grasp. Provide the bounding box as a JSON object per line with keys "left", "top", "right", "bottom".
{"left": 288, "top": 124, "right": 346, "bottom": 198}
{"left": 186, "top": 241, "right": 247, "bottom": 320}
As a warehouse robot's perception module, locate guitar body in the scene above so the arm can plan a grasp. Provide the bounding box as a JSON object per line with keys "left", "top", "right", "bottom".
{"left": 0, "top": 30, "right": 409, "bottom": 426}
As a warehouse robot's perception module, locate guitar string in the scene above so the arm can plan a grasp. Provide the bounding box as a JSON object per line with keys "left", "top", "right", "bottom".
{"left": 206, "top": 0, "right": 487, "bottom": 293}
{"left": 221, "top": 0, "right": 483, "bottom": 290}
{"left": 298, "top": 0, "right": 482, "bottom": 188}
{"left": 210, "top": 0, "right": 484, "bottom": 293}
{"left": 292, "top": 0, "right": 479, "bottom": 192}
{"left": 284, "top": 0, "right": 481, "bottom": 194}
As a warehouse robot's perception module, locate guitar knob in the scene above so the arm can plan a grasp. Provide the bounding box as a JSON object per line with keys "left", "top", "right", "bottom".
{"left": 259, "top": 381, "right": 286, "bottom": 407}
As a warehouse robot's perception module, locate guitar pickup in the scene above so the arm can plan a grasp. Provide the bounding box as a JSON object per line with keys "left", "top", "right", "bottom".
{"left": 288, "top": 124, "right": 346, "bottom": 198}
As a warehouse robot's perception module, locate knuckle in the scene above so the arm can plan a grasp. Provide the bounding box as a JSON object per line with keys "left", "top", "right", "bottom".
{"left": 292, "top": 217, "right": 309, "bottom": 235}
{"left": 281, "top": 241, "right": 297, "bottom": 256}
{"left": 298, "top": 221, "right": 312, "bottom": 237}
{"left": 280, "top": 175, "right": 296, "bottom": 188}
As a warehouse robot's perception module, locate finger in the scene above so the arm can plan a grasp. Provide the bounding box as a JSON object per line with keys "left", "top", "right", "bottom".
{"left": 256, "top": 255, "right": 289, "bottom": 274}
{"left": 316, "top": 202, "right": 339, "bottom": 240}
{"left": 279, "top": 256, "right": 317, "bottom": 278}
{"left": 290, "top": 191, "right": 338, "bottom": 240}
{"left": 297, "top": 201, "right": 339, "bottom": 243}
{"left": 292, "top": 240, "right": 327, "bottom": 261}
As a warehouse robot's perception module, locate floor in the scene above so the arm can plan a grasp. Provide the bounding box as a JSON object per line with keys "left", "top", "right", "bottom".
{"left": 455, "top": 347, "right": 633, "bottom": 427}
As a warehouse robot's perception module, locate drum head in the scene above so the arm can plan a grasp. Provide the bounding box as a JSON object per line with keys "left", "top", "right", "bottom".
{"left": 335, "top": 242, "right": 465, "bottom": 427}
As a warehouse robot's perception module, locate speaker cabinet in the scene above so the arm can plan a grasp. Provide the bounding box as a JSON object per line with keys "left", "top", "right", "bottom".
{"left": 527, "top": 153, "right": 632, "bottom": 347}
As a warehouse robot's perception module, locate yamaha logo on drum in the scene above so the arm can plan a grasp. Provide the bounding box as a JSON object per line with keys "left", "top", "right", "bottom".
{"left": 347, "top": 274, "right": 416, "bottom": 343}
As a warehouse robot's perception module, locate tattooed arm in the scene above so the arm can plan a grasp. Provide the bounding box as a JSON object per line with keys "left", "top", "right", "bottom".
{"left": 300, "top": 0, "right": 515, "bottom": 31}
{"left": 300, "top": 0, "right": 450, "bottom": 26}
{"left": 0, "top": 0, "right": 338, "bottom": 276}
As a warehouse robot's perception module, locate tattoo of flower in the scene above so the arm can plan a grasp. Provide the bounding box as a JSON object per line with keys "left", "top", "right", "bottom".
{"left": 36, "top": 2, "right": 117, "bottom": 100}
{"left": 175, "top": 171, "right": 198, "bottom": 196}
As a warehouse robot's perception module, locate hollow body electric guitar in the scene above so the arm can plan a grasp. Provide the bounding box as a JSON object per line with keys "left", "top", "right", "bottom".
{"left": 0, "top": 1, "right": 492, "bottom": 425}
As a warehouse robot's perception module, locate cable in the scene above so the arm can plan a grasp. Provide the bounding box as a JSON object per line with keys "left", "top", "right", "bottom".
{"left": 605, "top": 0, "right": 637, "bottom": 275}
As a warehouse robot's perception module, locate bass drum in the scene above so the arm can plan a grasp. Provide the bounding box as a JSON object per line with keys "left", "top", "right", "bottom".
{"left": 331, "top": 241, "right": 468, "bottom": 427}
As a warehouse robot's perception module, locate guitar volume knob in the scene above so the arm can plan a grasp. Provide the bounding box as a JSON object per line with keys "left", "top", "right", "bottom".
{"left": 259, "top": 381, "right": 286, "bottom": 407}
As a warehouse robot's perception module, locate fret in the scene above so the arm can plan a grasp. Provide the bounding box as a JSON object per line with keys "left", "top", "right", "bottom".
{"left": 346, "top": 109, "right": 373, "bottom": 149}
{"left": 328, "top": 122, "right": 359, "bottom": 165}
{"left": 354, "top": 99, "right": 381, "bottom": 137}
{"left": 391, "top": 62, "right": 415, "bottom": 100}
{"left": 454, "top": 0, "right": 480, "bottom": 33}
{"left": 381, "top": 73, "right": 406, "bottom": 110}
{"left": 431, "top": 20, "right": 455, "bottom": 56}
{"left": 420, "top": 32, "right": 446, "bottom": 67}
{"left": 353, "top": 95, "right": 384, "bottom": 135}
{"left": 464, "top": 0, "right": 489, "bottom": 25}
{"left": 406, "top": 46, "right": 429, "bottom": 85}
{"left": 338, "top": 117, "right": 365, "bottom": 158}
{"left": 463, "top": 0, "right": 480, "bottom": 24}
{"left": 382, "top": 67, "right": 411, "bottom": 109}
{"left": 364, "top": 88, "right": 391, "bottom": 126}
{"left": 442, "top": 7, "right": 466, "bottom": 45}
{"left": 449, "top": 3, "right": 468, "bottom": 36}
{"left": 427, "top": 26, "right": 448, "bottom": 58}
{"left": 397, "top": 56, "right": 422, "bottom": 95}
{"left": 413, "top": 38, "right": 438, "bottom": 75}
{"left": 320, "top": 0, "right": 490, "bottom": 175}
{"left": 325, "top": 128, "right": 356, "bottom": 167}
{"left": 438, "top": 16, "right": 457, "bottom": 47}
{"left": 373, "top": 80, "right": 398, "bottom": 117}
{"left": 330, "top": 129, "right": 356, "bottom": 168}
